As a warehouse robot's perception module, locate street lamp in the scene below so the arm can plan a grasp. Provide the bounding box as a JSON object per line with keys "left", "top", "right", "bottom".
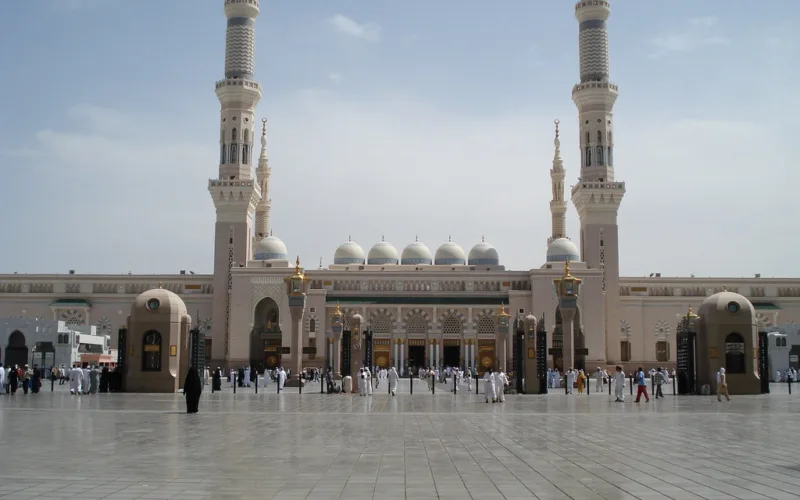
{"left": 284, "top": 257, "right": 311, "bottom": 387}
{"left": 331, "top": 303, "right": 343, "bottom": 377}
{"left": 554, "top": 260, "right": 581, "bottom": 372}
{"left": 496, "top": 303, "right": 510, "bottom": 371}
{"left": 675, "top": 305, "right": 699, "bottom": 395}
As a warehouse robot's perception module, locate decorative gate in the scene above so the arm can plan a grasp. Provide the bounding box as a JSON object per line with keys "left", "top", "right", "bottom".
{"left": 341, "top": 331, "right": 352, "bottom": 377}
{"left": 364, "top": 331, "right": 374, "bottom": 368}
{"left": 536, "top": 316, "right": 548, "bottom": 394}
{"left": 514, "top": 326, "right": 524, "bottom": 393}
{"left": 116, "top": 327, "right": 127, "bottom": 392}
{"left": 676, "top": 330, "right": 697, "bottom": 395}
{"left": 190, "top": 327, "right": 205, "bottom": 375}
{"left": 477, "top": 339, "right": 495, "bottom": 375}
{"left": 758, "top": 331, "right": 769, "bottom": 394}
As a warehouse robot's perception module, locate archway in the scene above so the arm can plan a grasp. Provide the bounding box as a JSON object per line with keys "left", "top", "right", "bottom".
{"left": 252, "top": 297, "right": 281, "bottom": 372}
{"left": 5, "top": 330, "right": 28, "bottom": 367}
{"left": 33, "top": 341, "right": 56, "bottom": 369}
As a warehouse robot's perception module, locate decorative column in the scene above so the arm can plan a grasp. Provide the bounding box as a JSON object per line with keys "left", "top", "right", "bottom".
{"left": 523, "top": 314, "right": 539, "bottom": 394}
{"left": 331, "top": 303, "right": 343, "bottom": 378}
{"left": 429, "top": 340, "right": 434, "bottom": 368}
{"left": 496, "top": 304, "right": 510, "bottom": 371}
{"left": 435, "top": 340, "right": 440, "bottom": 368}
{"left": 349, "top": 313, "right": 364, "bottom": 375}
{"left": 328, "top": 337, "right": 334, "bottom": 369}
{"left": 399, "top": 339, "right": 405, "bottom": 372}
{"left": 554, "top": 260, "right": 582, "bottom": 373}
{"left": 284, "top": 257, "right": 311, "bottom": 386}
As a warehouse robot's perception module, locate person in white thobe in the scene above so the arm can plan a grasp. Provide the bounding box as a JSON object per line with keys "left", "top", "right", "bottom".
{"left": 595, "top": 367, "right": 604, "bottom": 392}
{"left": 388, "top": 367, "right": 399, "bottom": 396}
{"left": 484, "top": 369, "right": 496, "bottom": 403}
{"left": 357, "top": 369, "right": 366, "bottom": 396}
{"left": 69, "top": 365, "right": 84, "bottom": 395}
{"left": 82, "top": 367, "right": 91, "bottom": 394}
{"left": 367, "top": 369, "right": 373, "bottom": 395}
{"left": 0, "top": 364, "right": 5, "bottom": 392}
{"left": 244, "top": 367, "right": 251, "bottom": 387}
{"left": 566, "top": 369, "right": 575, "bottom": 394}
{"left": 613, "top": 366, "right": 626, "bottom": 402}
{"left": 554, "top": 369, "right": 561, "bottom": 388}
{"left": 229, "top": 369, "right": 236, "bottom": 387}
{"left": 494, "top": 370, "right": 508, "bottom": 402}
{"left": 277, "top": 368, "right": 286, "bottom": 391}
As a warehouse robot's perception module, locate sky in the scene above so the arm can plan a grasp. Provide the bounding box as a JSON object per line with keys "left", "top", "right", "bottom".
{"left": 0, "top": 0, "right": 797, "bottom": 278}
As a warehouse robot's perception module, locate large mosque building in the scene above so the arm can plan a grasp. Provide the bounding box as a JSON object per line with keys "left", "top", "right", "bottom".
{"left": 2, "top": 0, "right": 799, "bottom": 375}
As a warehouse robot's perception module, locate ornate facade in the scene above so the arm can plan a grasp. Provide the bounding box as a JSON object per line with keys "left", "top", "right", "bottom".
{"left": 2, "top": 0, "right": 799, "bottom": 373}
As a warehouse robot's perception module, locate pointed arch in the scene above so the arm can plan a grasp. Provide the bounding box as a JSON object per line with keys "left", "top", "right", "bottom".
{"left": 370, "top": 308, "right": 394, "bottom": 335}
{"left": 403, "top": 308, "right": 430, "bottom": 335}
{"left": 437, "top": 308, "right": 466, "bottom": 330}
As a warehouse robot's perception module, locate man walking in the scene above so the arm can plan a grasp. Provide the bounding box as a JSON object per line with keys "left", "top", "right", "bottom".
{"left": 717, "top": 367, "right": 731, "bottom": 402}
{"left": 653, "top": 368, "right": 665, "bottom": 399}
{"left": 613, "top": 366, "right": 626, "bottom": 402}
{"left": 634, "top": 367, "right": 649, "bottom": 403}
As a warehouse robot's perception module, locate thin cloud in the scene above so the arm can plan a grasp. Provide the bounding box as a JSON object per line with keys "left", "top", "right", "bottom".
{"left": 649, "top": 16, "right": 729, "bottom": 58}
{"left": 328, "top": 14, "right": 381, "bottom": 42}
{"left": 328, "top": 72, "right": 344, "bottom": 84}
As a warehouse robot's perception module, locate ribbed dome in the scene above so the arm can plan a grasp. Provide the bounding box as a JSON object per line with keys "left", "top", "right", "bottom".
{"left": 334, "top": 239, "right": 366, "bottom": 265}
{"left": 434, "top": 239, "right": 466, "bottom": 265}
{"left": 547, "top": 237, "right": 580, "bottom": 262}
{"left": 468, "top": 239, "right": 499, "bottom": 266}
{"left": 401, "top": 239, "right": 433, "bottom": 265}
{"left": 253, "top": 235, "right": 288, "bottom": 261}
{"left": 367, "top": 240, "right": 399, "bottom": 265}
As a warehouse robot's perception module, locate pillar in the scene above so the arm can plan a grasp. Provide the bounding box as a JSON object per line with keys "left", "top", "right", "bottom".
{"left": 399, "top": 340, "right": 405, "bottom": 371}
{"left": 435, "top": 342, "right": 440, "bottom": 368}
{"left": 289, "top": 307, "right": 303, "bottom": 384}
{"left": 561, "top": 308, "right": 576, "bottom": 371}
{"left": 333, "top": 332, "right": 342, "bottom": 378}
{"left": 429, "top": 340, "right": 434, "bottom": 368}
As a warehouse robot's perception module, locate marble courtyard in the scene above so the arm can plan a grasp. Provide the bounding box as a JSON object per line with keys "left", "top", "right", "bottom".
{"left": 0, "top": 387, "right": 798, "bottom": 500}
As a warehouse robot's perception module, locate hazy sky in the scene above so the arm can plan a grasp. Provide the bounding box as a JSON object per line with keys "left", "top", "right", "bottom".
{"left": 0, "top": 0, "right": 797, "bottom": 278}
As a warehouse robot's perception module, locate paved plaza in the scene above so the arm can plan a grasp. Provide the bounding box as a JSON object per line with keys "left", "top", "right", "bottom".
{"left": 1, "top": 384, "right": 799, "bottom": 500}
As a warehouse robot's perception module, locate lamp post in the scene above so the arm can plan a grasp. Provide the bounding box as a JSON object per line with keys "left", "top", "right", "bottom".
{"left": 522, "top": 313, "right": 538, "bottom": 394}
{"left": 284, "top": 257, "right": 311, "bottom": 387}
{"left": 554, "top": 260, "right": 581, "bottom": 374}
{"left": 675, "top": 305, "right": 699, "bottom": 395}
{"left": 350, "top": 312, "right": 364, "bottom": 376}
{"left": 331, "top": 303, "right": 343, "bottom": 378}
{"left": 496, "top": 303, "right": 510, "bottom": 371}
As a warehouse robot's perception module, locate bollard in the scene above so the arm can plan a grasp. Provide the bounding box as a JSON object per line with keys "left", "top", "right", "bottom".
{"left": 255, "top": 372, "right": 258, "bottom": 394}
{"left": 432, "top": 376, "right": 435, "bottom": 395}
{"left": 410, "top": 375, "right": 413, "bottom": 395}
{"left": 789, "top": 378, "right": 792, "bottom": 395}
{"left": 388, "top": 376, "right": 391, "bottom": 395}
{"left": 476, "top": 374, "right": 479, "bottom": 395}
{"left": 651, "top": 376, "right": 655, "bottom": 398}
{"left": 321, "top": 374, "right": 325, "bottom": 394}
{"left": 277, "top": 377, "right": 280, "bottom": 393}
{"left": 629, "top": 375, "right": 633, "bottom": 395}
{"left": 673, "top": 376, "right": 676, "bottom": 396}
{"left": 299, "top": 375, "right": 303, "bottom": 394}
{"left": 453, "top": 374, "right": 457, "bottom": 394}
{"left": 587, "top": 376, "right": 590, "bottom": 395}
{"left": 608, "top": 375, "right": 611, "bottom": 395}
{"left": 565, "top": 375, "right": 568, "bottom": 395}
{"left": 51, "top": 376, "right": 55, "bottom": 392}
{"left": 233, "top": 377, "right": 236, "bottom": 394}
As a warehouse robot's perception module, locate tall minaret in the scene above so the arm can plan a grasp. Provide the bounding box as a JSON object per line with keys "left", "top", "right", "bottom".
{"left": 208, "top": 0, "right": 263, "bottom": 367}
{"left": 569, "top": 0, "right": 625, "bottom": 364}
{"left": 254, "top": 118, "right": 271, "bottom": 239}
{"left": 548, "top": 119, "right": 567, "bottom": 245}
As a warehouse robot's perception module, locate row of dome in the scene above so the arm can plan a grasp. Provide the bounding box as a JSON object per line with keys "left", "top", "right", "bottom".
{"left": 254, "top": 235, "right": 581, "bottom": 266}
{"left": 253, "top": 236, "right": 500, "bottom": 266}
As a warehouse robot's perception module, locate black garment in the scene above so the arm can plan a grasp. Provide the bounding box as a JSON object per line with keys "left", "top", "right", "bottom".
{"left": 32, "top": 369, "right": 41, "bottom": 394}
{"left": 212, "top": 369, "right": 222, "bottom": 391}
{"left": 99, "top": 367, "right": 110, "bottom": 393}
{"left": 184, "top": 366, "right": 202, "bottom": 414}
{"left": 237, "top": 368, "right": 244, "bottom": 387}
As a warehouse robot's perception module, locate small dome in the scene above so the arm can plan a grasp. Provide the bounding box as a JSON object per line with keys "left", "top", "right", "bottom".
{"left": 334, "top": 239, "right": 365, "bottom": 265}
{"left": 698, "top": 291, "right": 756, "bottom": 325}
{"left": 254, "top": 235, "right": 288, "bottom": 261}
{"left": 434, "top": 239, "right": 466, "bottom": 265}
{"left": 547, "top": 237, "right": 580, "bottom": 262}
{"left": 468, "top": 239, "right": 499, "bottom": 266}
{"left": 131, "top": 286, "right": 188, "bottom": 322}
{"left": 401, "top": 239, "right": 433, "bottom": 265}
{"left": 368, "top": 240, "right": 399, "bottom": 265}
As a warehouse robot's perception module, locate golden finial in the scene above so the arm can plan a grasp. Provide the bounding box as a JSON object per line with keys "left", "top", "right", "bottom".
{"left": 335, "top": 301, "right": 341, "bottom": 315}
{"left": 481, "top": 235, "right": 485, "bottom": 243}
{"left": 158, "top": 281, "right": 163, "bottom": 289}
{"left": 295, "top": 256, "right": 301, "bottom": 274}
{"left": 415, "top": 234, "right": 419, "bottom": 242}
{"left": 564, "top": 259, "right": 572, "bottom": 277}
{"left": 448, "top": 235, "right": 452, "bottom": 242}
{"left": 381, "top": 234, "right": 385, "bottom": 242}
{"left": 723, "top": 285, "right": 728, "bottom": 292}
{"left": 261, "top": 118, "right": 267, "bottom": 136}
{"left": 554, "top": 119, "right": 560, "bottom": 138}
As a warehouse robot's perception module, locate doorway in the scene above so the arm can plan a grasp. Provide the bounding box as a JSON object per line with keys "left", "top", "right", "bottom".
{"left": 5, "top": 330, "right": 28, "bottom": 367}
{"left": 408, "top": 345, "right": 425, "bottom": 370}
{"left": 443, "top": 345, "right": 460, "bottom": 368}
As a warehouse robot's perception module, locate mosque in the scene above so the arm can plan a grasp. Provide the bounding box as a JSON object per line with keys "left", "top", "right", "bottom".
{"left": 2, "top": 0, "right": 799, "bottom": 377}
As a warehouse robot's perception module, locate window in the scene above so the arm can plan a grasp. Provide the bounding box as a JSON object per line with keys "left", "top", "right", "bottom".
{"left": 597, "top": 130, "right": 602, "bottom": 143}
{"left": 596, "top": 146, "right": 604, "bottom": 165}
{"left": 204, "top": 338, "right": 212, "bottom": 362}
{"left": 242, "top": 144, "right": 249, "bottom": 164}
{"left": 725, "top": 332, "right": 746, "bottom": 374}
{"left": 584, "top": 147, "right": 592, "bottom": 167}
{"left": 585, "top": 131, "right": 590, "bottom": 145}
{"left": 620, "top": 340, "right": 631, "bottom": 362}
{"left": 142, "top": 330, "right": 162, "bottom": 372}
{"left": 230, "top": 144, "right": 238, "bottom": 163}
{"left": 608, "top": 146, "right": 613, "bottom": 166}
{"left": 220, "top": 144, "right": 226, "bottom": 164}
{"left": 232, "top": 128, "right": 237, "bottom": 141}
{"left": 656, "top": 341, "right": 670, "bottom": 362}
{"left": 309, "top": 319, "right": 316, "bottom": 333}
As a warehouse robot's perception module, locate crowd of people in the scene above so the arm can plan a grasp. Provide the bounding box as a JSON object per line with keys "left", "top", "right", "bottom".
{"left": 1, "top": 362, "right": 123, "bottom": 395}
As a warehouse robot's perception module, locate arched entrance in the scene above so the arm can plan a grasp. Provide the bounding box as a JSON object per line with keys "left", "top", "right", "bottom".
{"left": 251, "top": 297, "right": 281, "bottom": 372}
{"left": 5, "top": 330, "right": 28, "bottom": 367}
{"left": 33, "top": 341, "right": 56, "bottom": 369}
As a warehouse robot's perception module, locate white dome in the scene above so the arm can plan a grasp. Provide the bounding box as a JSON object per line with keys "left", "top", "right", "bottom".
{"left": 468, "top": 240, "right": 499, "bottom": 265}
{"left": 367, "top": 240, "right": 399, "bottom": 265}
{"left": 547, "top": 237, "right": 580, "bottom": 262}
{"left": 334, "top": 239, "right": 365, "bottom": 265}
{"left": 434, "top": 239, "right": 466, "bottom": 265}
{"left": 253, "top": 235, "right": 288, "bottom": 261}
{"left": 401, "top": 240, "right": 433, "bottom": 265}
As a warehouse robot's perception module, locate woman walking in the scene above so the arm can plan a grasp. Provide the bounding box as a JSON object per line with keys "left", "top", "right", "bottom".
{"left": 184, "top": 366, "right": 202, "bottom": 414}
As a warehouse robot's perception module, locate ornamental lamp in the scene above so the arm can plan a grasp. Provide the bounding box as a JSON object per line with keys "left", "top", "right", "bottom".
{"left": 497, "top": 303, "right": 510, "bottom": 328}
{"left": 284, "top": 256, "right": 311, "bottom": 297}
{"left": 524, "top": 314, "right": 537, "bottom": 334}
{"left": 554, "top": 260, "right": 581, "bottom": 299}
{"left": 331, "top": 302, "right": 343, "bottom": 336}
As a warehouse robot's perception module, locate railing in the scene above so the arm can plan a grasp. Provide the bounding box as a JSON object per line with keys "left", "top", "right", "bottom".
{"left": 215, "top": 78, "right": 261, "bottom": 91}
{"left": 225, "top": 0, "right": 259, "bottom": 8}
{"left": 575, "top": 0, "right": 610, "bottom": 10}
{"left": 209, "top": 179, "right": 254, "bottom": 188}
{"left": 572, "top": 81, "right": 618, "bottom": 94}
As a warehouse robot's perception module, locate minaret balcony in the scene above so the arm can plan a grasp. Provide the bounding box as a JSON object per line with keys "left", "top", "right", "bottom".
{"left": 215, "top": 78, "right": 262, "bottom": 104}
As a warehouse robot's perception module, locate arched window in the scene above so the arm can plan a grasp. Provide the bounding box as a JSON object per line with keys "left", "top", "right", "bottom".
{"left": 220, "top": 144, "right": 226, "bottom": 164}
{"left": 597, "top": 145, "right": 605, "bottom": 165}
{"left": 243, "top": 128, "right": 249, "bottom": 143}
{"left": 142, "top": 330, "right": 162, "bottom": 372}
{"left": 608, "top": 146, "right": 613, "bottom": 166}
{"left": 584, "top": 147, "right": 592, "bottom": 167}
{"left": 232, "top": 128, "right": 237, "bottom": 141}
{"left": 309, "top": 318, "right": 316, "bottom": 333}
{"left": 242, "top": 144, "right": 249, "bottom": 164}
{"left": 608, "top": 132, "right": 613, "bottom": 145}
{"left": 725, "top": 332, "right": 746, "bottom": 374}
{"left": 656, "top": 341, "right": 670, "bottom": 362}
{"left": 585, "top": 131, "right": 590, "bottom": 145}
{"left": 230, "top": 144, "right": 238, "bottom": 163}
{"left": 620, "top": 341, "right": 631, "bottom": 362}
{"left": 597, "top": 130, "right": 602, "bottom": 143}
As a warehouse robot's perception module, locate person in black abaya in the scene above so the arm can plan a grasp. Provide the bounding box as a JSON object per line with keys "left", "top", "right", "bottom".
{"left": 99, "top": 366, "right": 109, "bottom": 393}
{"left": 184, "top": 366, "right": 202, "bottom": 414}
{"left": 212, "top": 367, "right": 222, "bottom": 392}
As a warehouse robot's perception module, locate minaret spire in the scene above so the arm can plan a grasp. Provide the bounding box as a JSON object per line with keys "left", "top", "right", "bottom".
{"left": 255, "top": 117, "right": 271, "bottom": 238}
{"left": 548, "top": 119, "right": 567, "bottom": 245}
